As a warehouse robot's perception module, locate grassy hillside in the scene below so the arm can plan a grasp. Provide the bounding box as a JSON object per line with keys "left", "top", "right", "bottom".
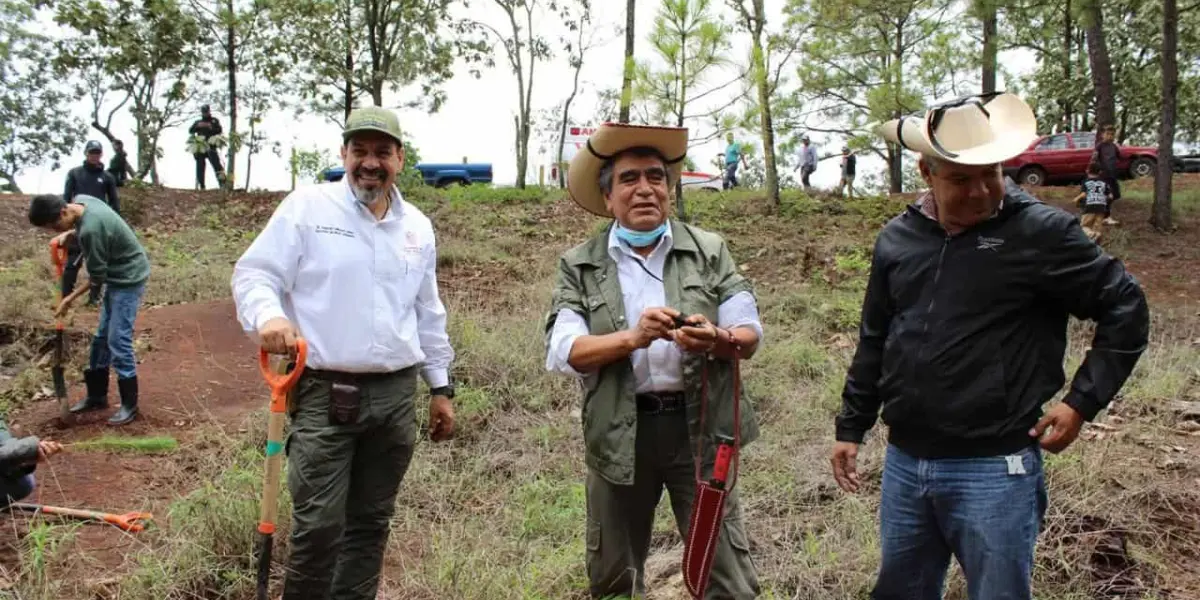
{"left": 0, "top": 178, "right": 1197, "bottom": 599}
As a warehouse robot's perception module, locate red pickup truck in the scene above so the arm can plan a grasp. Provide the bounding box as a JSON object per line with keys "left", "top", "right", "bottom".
{"left": 1001, "top": 131, "right": 1159, "bottom": 187}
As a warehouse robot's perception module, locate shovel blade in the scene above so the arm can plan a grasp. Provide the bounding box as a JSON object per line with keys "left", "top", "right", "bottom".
{"left": 682, "top": 483, "right": 728, "bottom": 599}
{"left": 52, "top": 367, "right": 67, "bottom": 399}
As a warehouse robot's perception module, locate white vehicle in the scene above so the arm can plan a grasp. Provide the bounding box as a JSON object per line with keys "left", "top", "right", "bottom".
{"left": 681, "top": 171, "right": 722, "bottom": 191}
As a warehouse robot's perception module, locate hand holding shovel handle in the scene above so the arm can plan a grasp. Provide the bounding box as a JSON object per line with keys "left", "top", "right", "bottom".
{"left": 256, "top": 338, "right": 307, "bottom": 600}
{"left": 49, "top": 239, "right": 69, "bottom": 420}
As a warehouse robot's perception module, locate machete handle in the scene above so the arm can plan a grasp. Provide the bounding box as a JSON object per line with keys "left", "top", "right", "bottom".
{"left": 258, "top": 338, "right": 307, "bottom": 413}
{"left": 49, "top": 239, "right": 68, "bottom": 278}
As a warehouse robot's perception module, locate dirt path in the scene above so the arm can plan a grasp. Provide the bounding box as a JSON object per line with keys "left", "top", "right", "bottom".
{"left": 0, "top": 299, "right": 263, "bottom": 587}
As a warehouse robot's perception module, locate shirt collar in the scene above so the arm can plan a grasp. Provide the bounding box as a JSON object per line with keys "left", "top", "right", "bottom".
{"left": 342, "top": 178, "right": 404, "bottom": 221}
{"left": 915, "top": 191, "right": 1005, "bottom": 224}
{"left": 607, "top": 219, "right": 674, "bottom": 261}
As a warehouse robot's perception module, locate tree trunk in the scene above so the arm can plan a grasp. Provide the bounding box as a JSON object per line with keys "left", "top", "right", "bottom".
{"left": 557, "top": 64, "right": 583, "bottom": 189}
{"left": 890, "top": 25, "right": 904, "bottom": 193}
{"left": 1084, "top": 0, "right": 1116, "bottom": 128}
{"left": 750, "top": 1, "right": 779, "bottom": 207}
{"left": 1151, "top": 0, "right": 1177, "bottom": 230}
{"left": 225, "top": 0, "right": 237, "bottom": 191}
{"left": 1062, "top": 0, "right": 1073, "bottom": 129}
{"left": 343, "top": 1, "right": 354, "bottom": 120}
{"left": 618, "top": 0, "right": 635, "bottom": 123}
{"left": 980, "top": 0, "right": 997, "bottom": 94}
{"left": 245, "top": 116, "right": 256, "bottom": 190}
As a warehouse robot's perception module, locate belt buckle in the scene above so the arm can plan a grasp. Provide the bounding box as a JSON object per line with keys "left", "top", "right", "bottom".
{"left": 645, "top": 394, "right": 664, "bottom": 414}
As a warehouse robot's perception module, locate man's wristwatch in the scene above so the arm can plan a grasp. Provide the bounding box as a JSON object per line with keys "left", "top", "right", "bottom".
{"left": 430, "top": 384, "right": 455, "bottom": 399}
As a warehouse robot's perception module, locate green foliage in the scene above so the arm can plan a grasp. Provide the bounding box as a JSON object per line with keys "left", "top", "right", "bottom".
{"left": 269, "top": 0, "right": 486, "bottom": 124}
{"left": 53, "top": 0, "right": 208, "bottom": 181}
{"left": 784, "top": 0, "right": 970, "bottom": 192}
{"left": 0, "top": 0, "right": 87, "bottom": 192}
{"left": 1005, "top": 0, "right": 1200, "bottom": 143}
{"left": 634, "top": 0, "right": 732, "bottom": 141}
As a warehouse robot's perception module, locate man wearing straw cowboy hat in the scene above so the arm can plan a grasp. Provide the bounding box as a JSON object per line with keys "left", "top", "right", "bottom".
{"left": 831, "top": 91, "right": 1150, "bottom": 599}
{"left": 544, "top": 122, "right": 763, "bottom": 598}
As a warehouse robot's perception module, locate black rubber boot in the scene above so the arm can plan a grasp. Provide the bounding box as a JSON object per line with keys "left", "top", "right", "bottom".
{"left": 109, "top": 376, "right": 138, "bottom": 426}
{"left": 69, "top": 368, "right": 109, "bottom": 414}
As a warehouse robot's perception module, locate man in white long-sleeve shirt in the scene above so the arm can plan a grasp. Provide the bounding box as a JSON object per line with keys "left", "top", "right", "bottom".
{"left": 543, "top": 122, "right": 763, "bottom": 598}
{"left": 230, "top": 106, "right": 456, "bottom": 600}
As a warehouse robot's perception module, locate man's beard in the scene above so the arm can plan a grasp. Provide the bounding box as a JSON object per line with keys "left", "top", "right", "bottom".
{"left": 349, "top": 168, "right": 391, "bottom": 206}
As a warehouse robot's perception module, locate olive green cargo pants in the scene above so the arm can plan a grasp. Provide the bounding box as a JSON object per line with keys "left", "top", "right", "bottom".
{"left": 585, "top": 412, "right": 761, "bottom": 599}
{"left": 281, "top": 367, "right": 418, "bottom": 600}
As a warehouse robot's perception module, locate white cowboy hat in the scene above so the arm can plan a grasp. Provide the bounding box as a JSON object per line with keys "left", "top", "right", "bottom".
{"left": 876, "top": 91, "right": 1038, "bottom": 165}
{"left": 567, "top": 122, "right": 688, "bottom": 217}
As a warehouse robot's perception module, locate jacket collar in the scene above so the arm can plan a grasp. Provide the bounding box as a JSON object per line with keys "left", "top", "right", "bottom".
{"left": 573, "top": 219, "right": 699, "bottom": 267}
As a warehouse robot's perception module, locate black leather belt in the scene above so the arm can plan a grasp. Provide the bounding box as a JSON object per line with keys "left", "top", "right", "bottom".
{"left": 636, "top": 392, "right": 686, "bottom": 414}
{"left": 304, "top": 367, "right": 414, "bottom": 384}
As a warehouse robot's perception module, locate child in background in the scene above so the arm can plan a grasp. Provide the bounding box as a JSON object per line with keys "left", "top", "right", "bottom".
{"left": 0, "top": 419, "right": 62, "bottom": 508}
{"left": 1075, "top": 162, "right": 1113, "bottom": 242}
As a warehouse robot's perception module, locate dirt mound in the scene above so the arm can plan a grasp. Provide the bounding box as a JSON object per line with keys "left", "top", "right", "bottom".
{"left": 1, "top": 299, "right": 263, "bottom": 582}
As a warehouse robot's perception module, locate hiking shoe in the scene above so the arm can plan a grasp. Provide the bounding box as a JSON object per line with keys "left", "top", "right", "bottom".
{"left": 69, "top": 368, "right": 109, "bottom": 414}
{"left": 109, "top": 376, "right": 139, "bottom": 426}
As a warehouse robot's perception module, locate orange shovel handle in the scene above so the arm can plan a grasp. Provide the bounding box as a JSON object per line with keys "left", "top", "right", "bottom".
{"left": 49, "top": 239, "right": 68, "bottom": 278}
{"left": 258, "top": 338, "right": 308, "bottom": 413}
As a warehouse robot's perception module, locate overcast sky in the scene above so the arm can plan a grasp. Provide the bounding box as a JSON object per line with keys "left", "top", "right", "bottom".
{"left": 16, "top": 0, "right": 1004, "bottom": 196}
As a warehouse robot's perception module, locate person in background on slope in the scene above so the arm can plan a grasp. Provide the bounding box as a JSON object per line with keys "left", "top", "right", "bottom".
{"left": 1074, "top": 161, "right": 1113, "bottom": 242}
{"left": 832, "top": 92, "right": 1149, "bottom": 600}
{"left": 63, "top": 140, "right": 121, "bottom": 307}
{"left": 0, "top": 419, "right": 62, "bottom": 508}
{"left": 28, "top": 193, "right": 151, "bottom": 427}
{"left": 189, "top": 104, "right": 228, "bottom": 190}
{"left": 545, "top": 122, "right": 763, "bottom": 599}
{"left": 798, "top": 135, "right": 818, "bottom": 190}
{"left": 107, "top": 139, "right": 136, "bottom": 188}
{"left": 723, "top": 132, "right": 748, "bottom": 190}
{"left": 839, "top": 145, "right": 857, "bottom": 199}
{"left": 231, "top": 106, "right": 457, "bottom": 600}
{"left": 1093, "top": 124, "right": 1121, "bottom": 226}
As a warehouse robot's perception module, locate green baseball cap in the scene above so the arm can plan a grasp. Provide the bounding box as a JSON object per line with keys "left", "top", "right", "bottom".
{"left": 342, "top": 106, "right": 404, "bottom": 146}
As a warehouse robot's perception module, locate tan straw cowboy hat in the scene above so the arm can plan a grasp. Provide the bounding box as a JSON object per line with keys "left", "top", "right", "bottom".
{"left": 567, "top": 122, "right": 688, "bottom": 217}
{"left": 876, "top": 91, "right": 1038, "bottom": 165}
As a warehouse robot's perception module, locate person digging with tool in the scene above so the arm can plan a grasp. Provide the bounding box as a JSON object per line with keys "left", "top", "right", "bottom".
{"left": 63, "top": 140, "right": 122, "bottom": 307}
{"left": 831, "top": 92, "right": 1150, "bottom": 600}
{"left": 544, "top": 122, "right": 763, "bottom": 599}
{"left": 231, "top": 105, "right": 457, "bottom": 600}
{"left": 27, "top": 193, "right": 151, "bottom": 426}
{"left": 0, "top": 418, "right": 62, "bottom": 508}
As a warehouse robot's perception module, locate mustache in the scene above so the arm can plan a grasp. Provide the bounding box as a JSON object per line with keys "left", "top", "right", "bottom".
{"left": 354, "top": 167, "right": 387, "bottom": 180}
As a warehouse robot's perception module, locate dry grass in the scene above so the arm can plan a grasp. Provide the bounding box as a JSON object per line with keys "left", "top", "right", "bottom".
{"left": 0, "top": 185, "right": 1197, "bottom": 599}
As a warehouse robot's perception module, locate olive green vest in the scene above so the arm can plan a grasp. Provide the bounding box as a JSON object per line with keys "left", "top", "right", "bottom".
{"left": 544, "top": 220, "right": 762, "bottom": 486}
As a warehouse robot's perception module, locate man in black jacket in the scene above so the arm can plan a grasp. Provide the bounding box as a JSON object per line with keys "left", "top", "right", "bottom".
{"left": 63, "top": 140, "right": 121, "bottom": 305}
{"left": 831, "top": 92, "right": 1149, "bottom": 600}
{"left": 188, "top": 104, "right": 227, "bottom": 190}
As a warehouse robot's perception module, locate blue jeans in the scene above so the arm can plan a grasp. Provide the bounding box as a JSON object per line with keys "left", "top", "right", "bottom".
{"left": 872, "top": 444, "right": 1048, "bottom": 600}
{"left": 724, "top": 163, "right": 739, "bottom": 189}
{"left": 0, "top": 474, "right": 35, "bottom": 508}
{"left": 89, "top": 283, "right": 146, "bottom": 380}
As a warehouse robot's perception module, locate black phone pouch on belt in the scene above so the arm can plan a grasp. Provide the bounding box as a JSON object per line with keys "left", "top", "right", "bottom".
{"left": 329, "top": 382, "right": 362, "bottom": 425}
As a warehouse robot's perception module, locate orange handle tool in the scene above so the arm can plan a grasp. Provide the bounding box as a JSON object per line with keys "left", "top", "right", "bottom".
{"left": 255, "top": 338, "right": 307, "bottom": 600}
{"left": 12, "top": 502, "right": 153, "bottom": 533}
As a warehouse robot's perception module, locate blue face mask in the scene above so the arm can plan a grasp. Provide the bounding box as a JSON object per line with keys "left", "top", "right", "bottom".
{"left": 614, "top": 221, "right": 668, "bottom": 248}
